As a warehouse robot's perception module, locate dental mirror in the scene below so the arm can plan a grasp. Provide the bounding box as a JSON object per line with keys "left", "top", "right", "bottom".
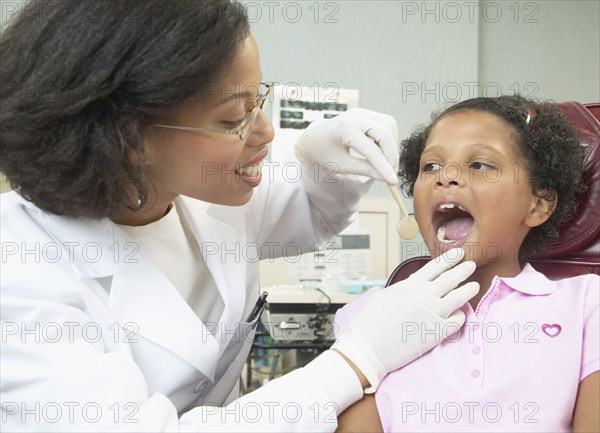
{"left": 388, "top": 184, "right": 419, "bottom": 240}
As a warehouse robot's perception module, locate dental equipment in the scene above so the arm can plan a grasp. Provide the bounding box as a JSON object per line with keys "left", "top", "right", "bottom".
{"left": 388, "top": 184, "right": 419, "bottom": 240}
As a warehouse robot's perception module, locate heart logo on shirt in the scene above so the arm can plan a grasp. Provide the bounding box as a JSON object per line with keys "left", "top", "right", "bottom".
{"left": 541, "top": 323, "right": 562, "bottom": 338}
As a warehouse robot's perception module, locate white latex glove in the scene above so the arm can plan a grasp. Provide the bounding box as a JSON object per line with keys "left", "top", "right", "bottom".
{"left": 294, "top": 107, "right": 400, "bottom": 184}
{"left": 331, "top": 248, "right": 479, "bottom": 393}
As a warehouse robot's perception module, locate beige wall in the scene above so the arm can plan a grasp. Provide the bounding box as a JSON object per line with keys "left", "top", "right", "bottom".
{"left": 1, "top": 178, "right": 11, "bottom": 193}
{"left": 480, "top": 0, "right": 599, "bottom": 103}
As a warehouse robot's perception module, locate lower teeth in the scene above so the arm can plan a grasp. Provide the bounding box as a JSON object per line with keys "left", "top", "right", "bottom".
{"left": 437, "top": 227, "right": 453, "bottom": 244}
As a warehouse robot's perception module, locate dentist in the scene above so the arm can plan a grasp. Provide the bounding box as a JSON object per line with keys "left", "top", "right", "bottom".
{"left": 0, "top": 1, "right": 478, "bottom": 431}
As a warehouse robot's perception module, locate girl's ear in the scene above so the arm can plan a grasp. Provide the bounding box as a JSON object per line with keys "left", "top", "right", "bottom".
{"left": 524, "top": 188, "right": 557, "bottom": 228}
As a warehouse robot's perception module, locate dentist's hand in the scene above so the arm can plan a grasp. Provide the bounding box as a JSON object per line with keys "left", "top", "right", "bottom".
{"left": 331, "top": 248, "right": 479, "bottom": 393}
{"left": 294, "top": 108, "right": 400, "bottom": 184}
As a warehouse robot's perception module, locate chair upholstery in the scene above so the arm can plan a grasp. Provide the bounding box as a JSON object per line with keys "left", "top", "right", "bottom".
{"left": 387, "top": 102, "right": 600, "bottom": 286}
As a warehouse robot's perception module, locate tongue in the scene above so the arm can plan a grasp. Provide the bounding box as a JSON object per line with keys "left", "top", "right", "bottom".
{"left": 444, "top": 217, "right": 474, "bottom": 240}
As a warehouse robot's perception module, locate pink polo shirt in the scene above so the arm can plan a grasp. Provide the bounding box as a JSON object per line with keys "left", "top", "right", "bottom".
{"left": 335, "top": 264, "right": 600, "bottom": 432}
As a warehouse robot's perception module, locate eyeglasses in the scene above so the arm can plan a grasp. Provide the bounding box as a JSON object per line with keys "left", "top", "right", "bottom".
{"left": 153, "top": 83, "right": 273, "bottom": 140}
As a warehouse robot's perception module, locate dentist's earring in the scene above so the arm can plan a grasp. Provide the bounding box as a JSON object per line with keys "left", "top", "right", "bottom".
{"left": 136, "top": 193, "right": 147, "bottom": 210}
{"left": 124, "top": 186, "right": 147, "bottom": 212}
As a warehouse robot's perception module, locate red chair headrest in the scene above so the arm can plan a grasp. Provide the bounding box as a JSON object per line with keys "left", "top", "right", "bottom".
{"left": 532, "top": 102, "right": 600, "bottom": 259}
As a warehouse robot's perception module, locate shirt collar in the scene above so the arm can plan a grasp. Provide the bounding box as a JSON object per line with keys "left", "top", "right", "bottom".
{"left": 498, "top": 263, "right": 558, "bottom": 296}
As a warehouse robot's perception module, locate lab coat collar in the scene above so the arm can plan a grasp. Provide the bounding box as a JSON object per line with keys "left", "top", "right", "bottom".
{"left": 108, "top": 242, "right": 221, "bottom": 380}
{"left": 175, "top": 196, "right": 248, "bottom": 346}
{"left": 23, "top": 192, "right": 248, "bottom": 380}
{"left": 24, "top": 194, "right": 117, "bottom": 279}
{"left": 108, "top": 196, "right": 248, "bottom": 378}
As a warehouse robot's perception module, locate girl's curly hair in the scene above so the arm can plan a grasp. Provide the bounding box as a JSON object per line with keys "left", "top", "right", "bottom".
{"left": 399, "top": 94, "right": 586, "bottom": 262}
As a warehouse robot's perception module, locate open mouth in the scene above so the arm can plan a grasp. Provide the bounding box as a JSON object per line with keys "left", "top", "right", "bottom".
{"left": 432, "top": 203, "right": 475, "bottom": 245}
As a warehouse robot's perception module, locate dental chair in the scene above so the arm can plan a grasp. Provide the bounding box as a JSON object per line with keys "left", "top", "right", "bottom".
{"left": 386, "top": 102, "right": 600, "bottom": 285}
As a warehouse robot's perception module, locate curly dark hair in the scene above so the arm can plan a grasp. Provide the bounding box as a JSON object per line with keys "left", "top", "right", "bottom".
{"left": 399, "top": 94, "right": 586, "bottom": 262}
{"left": 0, "top": 0, "right": 249, "bottom": 218}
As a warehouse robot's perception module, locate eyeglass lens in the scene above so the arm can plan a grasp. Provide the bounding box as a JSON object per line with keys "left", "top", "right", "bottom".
{"left": 239, "top": 85, "right": 271, "bottom": 139}
{"left": 240, "top": 106, "right": 260, "bottom": 140}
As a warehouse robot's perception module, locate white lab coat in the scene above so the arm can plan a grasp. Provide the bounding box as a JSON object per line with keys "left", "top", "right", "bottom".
{"left": 0, "top": 165, "right": 369, "bottom": 432}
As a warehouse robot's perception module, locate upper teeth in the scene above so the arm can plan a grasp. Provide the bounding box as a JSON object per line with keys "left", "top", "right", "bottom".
{"left": 238, "top": 162, "right": 263, "bottom": 177}
{"left": 438, "top": 203, "right": 465, "bottom": 211}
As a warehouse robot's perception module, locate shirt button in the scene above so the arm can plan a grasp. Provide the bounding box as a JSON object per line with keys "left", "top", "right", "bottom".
{"left": 471, "top": 369, "right": 480, "bottom": 378}
{"left": 472, "top": 346, "right": 481, "bottom": 355}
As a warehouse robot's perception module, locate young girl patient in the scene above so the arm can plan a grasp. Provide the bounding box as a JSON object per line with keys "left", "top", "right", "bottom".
{"left": 335, "top": 95, "right": 599, "bottom": 432}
